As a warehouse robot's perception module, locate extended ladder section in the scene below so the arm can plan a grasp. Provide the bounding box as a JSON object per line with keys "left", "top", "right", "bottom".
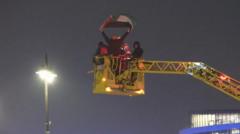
{"left": 130, "top": 60, "right": 240, "bottom": 101}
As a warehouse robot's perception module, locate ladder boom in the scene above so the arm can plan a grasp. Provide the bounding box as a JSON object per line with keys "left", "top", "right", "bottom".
{"left": 131, "top": 60, "right": 190, "bottom": 74}
{"left": 130, "top": 60, "right": 240, "bottom": 101}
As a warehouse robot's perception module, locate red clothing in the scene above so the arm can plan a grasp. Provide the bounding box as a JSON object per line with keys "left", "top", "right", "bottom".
{"left": 100, "top": 47, "right": 108, "bottom": 55}
{"left": 121, "top": 43, "right": 131, "bottom": 59}
{"left": 102, "top": 31, "right": 129, "bottom": 56}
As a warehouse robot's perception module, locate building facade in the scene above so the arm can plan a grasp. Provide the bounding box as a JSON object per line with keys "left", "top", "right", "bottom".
{"left": 180, "top": 110, "right": 240, "bottom": 134}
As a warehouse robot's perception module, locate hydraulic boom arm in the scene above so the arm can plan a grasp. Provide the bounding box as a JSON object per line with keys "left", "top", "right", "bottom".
{"left": 130, "top": 60, "right": 240, "bottom": 101}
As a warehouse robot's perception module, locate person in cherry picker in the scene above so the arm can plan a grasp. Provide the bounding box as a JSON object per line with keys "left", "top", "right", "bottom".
{"left": 99, "top": 18, "right": 131, "bottom": 56}
{"left": 93, "top": 41, "right": 108, "bottom": 67}
{"left": 121, "top": 42, "right": 132, "bottom": 59}
{"left": 131, "top": 41, "right": 144, "bottom": 85}
{"left": 99, "top": 15, "right": 133, "bottom": 75}
{"left": 95, "top": 41, "right": 108, "bottom": 56}
{"left": 119, "top": 42, "right": 132, "bottom": 73}
{"left": 132, "top": 41, "right": 143, "bottom": 59}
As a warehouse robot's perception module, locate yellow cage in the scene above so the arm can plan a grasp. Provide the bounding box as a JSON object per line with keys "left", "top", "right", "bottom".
{"left": 93, "top": 56, "right": 145, "bottom": 96}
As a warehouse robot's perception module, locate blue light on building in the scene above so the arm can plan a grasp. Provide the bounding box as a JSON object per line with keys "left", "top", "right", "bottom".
{"left": 180, "top": 110, "right": 240, "bottom": 134}
{"left": 180, "top": 123, "right": 240, "bottom": 134}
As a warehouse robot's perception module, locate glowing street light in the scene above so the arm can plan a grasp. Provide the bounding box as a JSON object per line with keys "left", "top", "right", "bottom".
{"left": 36, "top": 54, "right": 57, "bottom": 134}
{"left": 36, "top": 69, "right": 57, "bottom": 84}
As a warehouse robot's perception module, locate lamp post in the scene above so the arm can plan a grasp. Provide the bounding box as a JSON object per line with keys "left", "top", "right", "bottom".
{"left": 36, "top": 56, "right": 57, "bottom": 134}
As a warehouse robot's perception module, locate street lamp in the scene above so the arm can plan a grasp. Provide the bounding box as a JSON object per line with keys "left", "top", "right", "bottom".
{"left": 36, "top": 69, "right": 57, "bottom": 84}
{"left": 36, "top": 56, "right": 57, "bottom": 134}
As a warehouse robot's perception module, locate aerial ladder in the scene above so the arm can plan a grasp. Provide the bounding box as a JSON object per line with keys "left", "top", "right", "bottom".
{"left": 93, "top": 15, "right": 240, "bottom": 101}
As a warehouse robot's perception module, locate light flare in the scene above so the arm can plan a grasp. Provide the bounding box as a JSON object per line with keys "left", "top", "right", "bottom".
{"left": 36, "top": 69, "right": 57, "bottom": 84}
{"left": 105, "top": 87, "right": 112, "bottom": 92}
{"left": 135, "top": 89, "right": 144, "bottom": 94}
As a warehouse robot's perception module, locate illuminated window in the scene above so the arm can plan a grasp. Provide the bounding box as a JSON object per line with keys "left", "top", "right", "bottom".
{"left": 232, "top": 129, "right": 240, "bottom": 134}
{"left": 191, "top": 113, "right": 240, "bottom": 128}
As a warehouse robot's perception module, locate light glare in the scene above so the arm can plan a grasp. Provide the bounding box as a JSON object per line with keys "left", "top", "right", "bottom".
{"left": 105, "top": 87, "right": 112, "bottom": 92}
{"left": 102, "top": 77, "right": 106, "bottom": 82}
{"left": 36, "top": 69, "right": 57, "bottom": 84}
{"left": 135, "top": 89, "right": 144, "bottom": 94}
{"left": 220, "top": 75, "right": 228, "bottom": 80}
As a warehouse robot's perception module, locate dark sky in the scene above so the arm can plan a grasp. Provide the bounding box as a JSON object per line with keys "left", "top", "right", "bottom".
{"left": 0, "top": 0, "right": 240, "bottom": 134}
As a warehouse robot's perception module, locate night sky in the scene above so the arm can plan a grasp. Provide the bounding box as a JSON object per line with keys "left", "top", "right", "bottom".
{"left": 0, "top": 0, "right": 240, "bottom": 134}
